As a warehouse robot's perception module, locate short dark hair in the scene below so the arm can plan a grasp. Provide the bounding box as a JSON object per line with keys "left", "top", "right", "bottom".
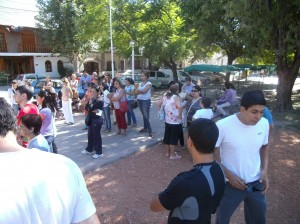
{"left": 16, "top": 85, "right": 33, "bottom": 100}
{"left": 20, "top": 114, "right": 42, "bottom": 136}
{"left": 0, "top": 98, "right": 16, "bottom": 137}
{"left": 100, "top": 82, "right": 108, "bottom": 91}
{"left": 240, "top": 90, "right": 266, "bottom": 110}
{"left": 188, "top": 118, "right": 219, "bottom": 154}
{"left": 202, "top": 97, "right": 211, "bottom": 108}
{"left": 185, "top": 76, "right": 192, "bottom": 82}
{"left": 125, "top": 78, "right": 134, "bottom": 85}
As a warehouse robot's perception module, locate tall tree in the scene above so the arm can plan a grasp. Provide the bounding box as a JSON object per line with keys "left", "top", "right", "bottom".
{"left": 80, "top": 0, "right": 194, "bottom": 81}
{"left": 227, "top": 0, "right": 300, "bottom": 111}
{"left": 35, "top": 0, "right": 89, "bottom": 71}
{"left": 179, "top": 0, "right": 246, "bottom": 81}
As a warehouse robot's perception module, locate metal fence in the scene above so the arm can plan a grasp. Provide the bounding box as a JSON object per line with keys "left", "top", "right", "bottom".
{"left": 200, "top": 81, "right": 265, "bottom": 101}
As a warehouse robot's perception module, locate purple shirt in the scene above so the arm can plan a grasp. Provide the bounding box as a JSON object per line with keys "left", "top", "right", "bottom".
{"left": 218, "top": 89, "right": 237, "bottom": 104}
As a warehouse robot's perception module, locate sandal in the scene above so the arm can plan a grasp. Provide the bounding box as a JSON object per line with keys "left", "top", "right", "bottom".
{"left": 170, "top": 153, "right": 181, "bottom": 160}
{"left": 166, "top": 153, "right": 170, "bottom": 157}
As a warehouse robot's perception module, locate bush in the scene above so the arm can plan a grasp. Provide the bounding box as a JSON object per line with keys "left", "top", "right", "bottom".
{"left": 0, "top": 71, "right": 10, "bottom": 85}
{"left": 58, "top": 65, "right": 74, "bottom": 78}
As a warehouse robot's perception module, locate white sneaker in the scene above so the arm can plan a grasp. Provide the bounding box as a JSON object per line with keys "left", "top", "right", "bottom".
{"left": 92, "top": 154, "right": 104, "bottom": 159}
{"left": 81, "top": 150, "right": 92, "bottom": 155}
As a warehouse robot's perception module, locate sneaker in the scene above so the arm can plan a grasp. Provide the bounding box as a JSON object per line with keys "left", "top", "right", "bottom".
{"left": 139, "top": 128, "right": 148, "bottom": 133}
{"left": 132, "top": 123, "right": 137, "bottom": 127}
{"left": 81, "top": 149, "right": 92, "bottom": 155}
{"left": 92, "top": 154, "right": 104, "bottom": 159}
{"left": 82, "top": 127, "right": 88, "bottom": 130}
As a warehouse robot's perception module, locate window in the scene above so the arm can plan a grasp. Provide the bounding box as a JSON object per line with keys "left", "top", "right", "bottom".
{"left": 157, "top": 72, "right": 165, "bottom": 78}
{"left": 57, "top": 60, "right": 63, "bottom": 71}
{"left": 150, "top": 72, "right": 156, "bottom": 77}
{"left": 45, "top": 61, "right": 52, "bottom": 72}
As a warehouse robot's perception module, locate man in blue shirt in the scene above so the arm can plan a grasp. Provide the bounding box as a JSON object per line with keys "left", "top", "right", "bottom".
{"left": 80, "top": 70, "right": 92, "bottom": 92}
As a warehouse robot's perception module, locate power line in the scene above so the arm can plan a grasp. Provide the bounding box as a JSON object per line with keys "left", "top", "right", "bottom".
{"left": 0, "top": 6, "right": 38, "bottom": 13}
{"left": 0, "top": 0, "right": 37, "bottom": 7}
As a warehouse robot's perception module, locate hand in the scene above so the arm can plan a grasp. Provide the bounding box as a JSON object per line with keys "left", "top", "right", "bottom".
{"left": 260, "top": 170, "right": 269, "bottom": 194}
{"left": 227, "top": 172, "right": 248, "bottom": 190}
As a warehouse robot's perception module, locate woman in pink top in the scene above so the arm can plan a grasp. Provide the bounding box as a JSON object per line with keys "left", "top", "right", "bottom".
{"left": 109, "top": 78, "right": 127, "bottom": 135}
{"left": 157, "top": 84, "right": 183, "bottom": 160}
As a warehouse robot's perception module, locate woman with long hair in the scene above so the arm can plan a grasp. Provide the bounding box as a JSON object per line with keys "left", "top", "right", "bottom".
{"left": 109, "top": 78, "right": 127, "bottom": 135}
{"left": 157, "top": 84, "right": 183, "bottom": 159}
{"left": 61, "top": 78, "right": 74, "bottom": 124}
{"left": 36, "top": 90, "right": 58, "bottom": 153}
{"left": 125, "top": 77, "right": 137, "bottom": 126}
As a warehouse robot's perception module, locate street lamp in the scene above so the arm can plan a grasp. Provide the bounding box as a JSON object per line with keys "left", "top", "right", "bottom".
{"left": 139, "top": 46, "right": 145, "bottom": 71}
{"left": 130, "top": 40, "right": 135, "bottom": 80}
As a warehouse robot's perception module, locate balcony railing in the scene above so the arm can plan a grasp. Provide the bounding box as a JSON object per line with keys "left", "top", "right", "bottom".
{"left": 0, "top": 43, "right": 8, "bottom": 52}
{"left": 18, "top": 44, "right": 52, "bottom": 53}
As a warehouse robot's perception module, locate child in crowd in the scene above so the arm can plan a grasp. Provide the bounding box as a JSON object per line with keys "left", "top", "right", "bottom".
{"left": 193, "top": 97, "right": 213, "bottom": 120}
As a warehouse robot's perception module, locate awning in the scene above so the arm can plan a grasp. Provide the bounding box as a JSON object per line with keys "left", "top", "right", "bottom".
{"left": 183, "top": 64, "right": 223, "bottom": 73}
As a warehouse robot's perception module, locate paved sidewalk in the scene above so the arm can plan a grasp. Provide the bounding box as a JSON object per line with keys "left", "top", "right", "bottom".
{"left": 55, "top": 105, "right": 165, "bottom": 174}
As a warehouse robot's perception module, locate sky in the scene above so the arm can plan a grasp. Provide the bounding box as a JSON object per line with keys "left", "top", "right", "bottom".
{"left": 0, "top": 0, "right": 38, "bottom": 27}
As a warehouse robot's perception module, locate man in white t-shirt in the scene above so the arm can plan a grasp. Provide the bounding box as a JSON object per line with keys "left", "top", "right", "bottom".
{"left": 0, "top": 97, "right": 100, "bottom": 224}
{"left": 193, "top": 97, "right": 213, "bottom": 120}
{"left": 214, "top": 90, "right": 269, "bottom": 224}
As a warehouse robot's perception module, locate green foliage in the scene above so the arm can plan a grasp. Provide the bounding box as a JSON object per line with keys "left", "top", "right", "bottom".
{"left": 35, "top": 0, "right": 90, "bottom": 58}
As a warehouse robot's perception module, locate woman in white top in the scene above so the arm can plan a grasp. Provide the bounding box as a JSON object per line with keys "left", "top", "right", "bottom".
{"left": 70, "top": 74, "right": 78, "bottom": 90}
{"left": 7, "top": 80, "right": 19, "bottom": 115}
{"left": 61, "top": 78, "right": 74, "bottom": 124}
{"left": 100, "top": 82, "right": 112, "bottom": 132}
{"left": 136, "top": 71, "right": 153, "bottom": 137}
{"left": 157, "top": 84, "right": 183, "bottom": 159}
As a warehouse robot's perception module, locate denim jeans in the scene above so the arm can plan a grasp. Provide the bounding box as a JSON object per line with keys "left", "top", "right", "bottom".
{"left": 86, "top": 118, "right": 103, "bottom": 155}
{"left": 103, "top": 106, "right": 111, "bottom": 131}
{"left": 126, "top": 99, "right": 137, "bottom": 124}
{"left": 44, "top": 135, "right": 57, "bottom": 153}
{"left": 137, "top": 99, "right": 152, "bottom": 133}
{"left": 216, "top": 181, "right": 266, "bottom": 224}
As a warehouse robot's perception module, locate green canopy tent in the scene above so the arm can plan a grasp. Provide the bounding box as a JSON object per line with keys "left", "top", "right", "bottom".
{"left": 183, "top": 64, "right": 223, "bottom": 73}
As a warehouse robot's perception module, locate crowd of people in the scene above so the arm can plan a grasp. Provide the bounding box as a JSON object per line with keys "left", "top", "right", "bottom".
{"left": 3, "top": 70, "right": 274, "bottom": 223}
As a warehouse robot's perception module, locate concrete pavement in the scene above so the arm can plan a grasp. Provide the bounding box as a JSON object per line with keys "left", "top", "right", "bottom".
{"left": 0, "top": 84, "right": 165, "bottom": 173}
{"left": 52, "top": 101, "right": 164, "bottom": 174}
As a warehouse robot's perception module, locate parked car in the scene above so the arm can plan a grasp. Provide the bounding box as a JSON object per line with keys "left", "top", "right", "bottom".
{"left": 31, "top": 79, "right": 63, "bottom": 96}
{"left": 16, "top": 73, "right": 47, "bottom": 85}
{"left": 158, "top": 68, "right": 187, "bottom": 84}
{"left": 120, "top": 74, "right": 162, "bottom": 91}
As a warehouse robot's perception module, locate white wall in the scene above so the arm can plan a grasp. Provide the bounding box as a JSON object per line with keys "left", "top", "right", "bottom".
{"left": 33, "top": 56, "right": 71, "bottom": 78}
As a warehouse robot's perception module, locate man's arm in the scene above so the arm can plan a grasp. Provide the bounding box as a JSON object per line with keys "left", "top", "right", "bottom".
{"left": 150, "top": 197, "right": 167, "bottom": 212}
{"left": 214, "top": 147, "right": 247, "bottom": 190}
{"left": 73, "top": 212, "right": 100, "bottom": 224}
{"left": 259, "top": 144, "right": 269, "bottom": 193}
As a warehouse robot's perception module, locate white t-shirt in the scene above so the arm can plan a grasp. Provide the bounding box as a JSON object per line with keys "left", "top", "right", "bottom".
{"left": 0, "top": 150, "right": 96, "bottom": 224}
{"left": 137, "top": 81, "right": 151, "bottom": 100}
{"left": 103, "top": 89, "right": 111, "bottom": 107}
{"left": 193, "top": 108, "right": 213, "bottom": 120}
{"left": 215, "top": 114, "right": 269, "bottom": 183}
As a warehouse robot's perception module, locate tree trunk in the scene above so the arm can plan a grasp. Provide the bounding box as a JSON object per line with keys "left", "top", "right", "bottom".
{"left": 226, "top": 54, "right": 235, "bottom": 82}
{"left": 275, "top": 69, "right": 297, "bottom": 111}
{"left": 164, "top": 57, "right": 178, "bottom": 82}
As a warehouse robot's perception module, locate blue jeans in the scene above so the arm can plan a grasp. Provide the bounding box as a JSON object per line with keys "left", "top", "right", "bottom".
{"left": 137, "top": 99, "right": 152, "bottom": 133}
{"left": 216, "top": 181, "right": 266, "bottom": 224}
{"left": 126, "top": 99, "right": 137, "bottom": 124}
{"left": 86, "top": 118, "right": 103, "bottom": 155}
{"left": 44, "top": 135, "right": 57, "bottom": 153}
{"left": 103, "top": 106, "right": 111, "bottom": 131}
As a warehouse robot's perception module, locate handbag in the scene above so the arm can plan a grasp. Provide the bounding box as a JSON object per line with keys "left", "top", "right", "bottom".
{"left": 120, "top": 100, "right": 129, "bottom": 112}
{"left": 132, "top": 99, "right": 138, "bottom": 109}
{"left": 157, "top": 104, "right": 165, "bottom": 121}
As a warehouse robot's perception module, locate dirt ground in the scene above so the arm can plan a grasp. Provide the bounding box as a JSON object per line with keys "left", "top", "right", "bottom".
{"left": 85, "top": 126, "right": 300, "bottom": 224}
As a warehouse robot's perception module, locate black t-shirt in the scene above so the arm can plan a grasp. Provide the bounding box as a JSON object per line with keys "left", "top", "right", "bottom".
{"left": 85, "top": 98, "right": 103, "bottom": 120}
{"left": 159, "top": 161, "right": 225, "bottom": 224}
